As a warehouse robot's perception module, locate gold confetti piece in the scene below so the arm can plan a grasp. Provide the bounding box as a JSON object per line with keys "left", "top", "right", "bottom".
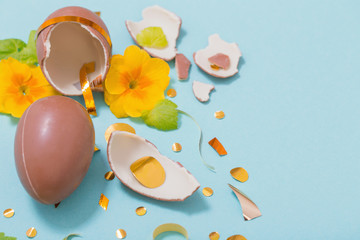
{"left": 26, "top": 227, "right": 37, "bottom": 238}
{"left": 227, "top": 235, "right": 247, "bottom": 240}
{"left": 80, "top": 62, "right": 97, "bottom": 116}
{"left": 208, "top": 137, "right": 227, "bottom": 156}
{"left": 105, "top": 123, "right": 136, "bottom": 143}
{"left": 94, "top": 145, "right": 100, "bottom": 152}
{"left": 172, "top": 143, "right": 182, "bottom": 152}
{"left": 54, "top": 202, "right": 61, "bottom": 208}
{"left": 209, "top": 232, "right": 220, "bottom": 240}
{"left": 153, "top": 223, "right": 188, "bottom": 240}
{"left": 3, "top": 208, "right": 14, "bottom": 218}
{"left": 167, "top": 88, "right": 177, "bottom": 98}
{"left": 63, "top": 233, "right": 81, "bottom": 240}
{"left": 210, "top": 64, "right": 221, "bottom": 70}
{"left": 94, "top": 11, "right": 101, "bottom": 16}
{"left": 99, "top": 193, "right": 109, "bottom": 211}
{"left": 202, "top": 187, "right": 213, "bottom": 197}
{"left": 228, "top": 184, "right": 261, "bottom": 221}
{"left": 230, "top": 167, "right": 249, "bottom": 183}
{"left": 116, "top": 229, "right": 127, "bottom": 239}
{"left": 130, "top": 156, "right": 166, "bottom": 188}
{"left": 105, "top": 171, "right": 115, "bottom": 181}
{"left": 214, "top": 111, "right": 225, "bottom": 119}
{"left": 135, "top": 206, "right": 147, "bottom": 216}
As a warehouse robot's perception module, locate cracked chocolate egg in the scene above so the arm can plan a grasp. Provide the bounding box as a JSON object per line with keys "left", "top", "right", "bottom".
{"left": 36, "top": 6, "right": 112, "bottom": 95}
{"left": 107, "top": 131, "right": 200, "bottom": 201}
{"left": 14, "top": 96, "right": 95, "bottom": 204}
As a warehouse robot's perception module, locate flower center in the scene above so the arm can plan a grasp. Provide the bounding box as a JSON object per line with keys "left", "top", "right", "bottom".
{"left": 129, "top": 80, "right": 138, "bottom": 89}
{"left": 19, "top": 85, "right": 29, "bottom": 96}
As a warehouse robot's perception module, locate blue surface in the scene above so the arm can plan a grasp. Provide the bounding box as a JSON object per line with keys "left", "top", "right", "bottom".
{"left": 1, "top": 0, "right": 360, "bottom": 239}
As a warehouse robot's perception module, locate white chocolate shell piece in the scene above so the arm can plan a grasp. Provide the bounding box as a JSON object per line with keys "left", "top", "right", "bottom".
{"left": 125, "top": 5, "right": 181, "bottom": 61}
{"left": 193, "top": 34, "right": 242, "bottom": 78}
{"left": 192, "top": 80, "right": 215, "bottom": 102}
{"left": 107, "top": 131, "right": 200, "bottom": 201}
{"left": 175, "top": 53, "right": 191, "bottom": 80}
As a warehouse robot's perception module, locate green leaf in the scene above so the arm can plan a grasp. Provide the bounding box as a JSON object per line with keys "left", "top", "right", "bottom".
{"left": 63, "top": 233, "right": 81, "bottom": 240}
{"left": 136, "top": 27, "right": 168, "bottom": 49}
{"left": 142, "top": 99, "right": 178, "bottom": 131}
{"left": 0, "top": 232, "right": 17, "bottom": 240}
{"left": 0, "top": 30, "right": 38, "bottom": 65}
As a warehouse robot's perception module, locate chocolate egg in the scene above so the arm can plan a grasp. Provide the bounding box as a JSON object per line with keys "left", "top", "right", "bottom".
{"left": 37, "top": 6, "right": 112, "bottom": 95}
{"left": 14, "top": 96, "right": 95, "bottom": 204}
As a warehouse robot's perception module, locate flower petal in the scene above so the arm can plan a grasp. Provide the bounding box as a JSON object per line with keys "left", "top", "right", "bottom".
{"left": 109, "top": 95, "right": 128, "bottom": 118}
{"left": 123, "top": 89, "right": 164, "bottom": 117}
{"left": 123, "top": 45, "right": 150, "bottom": 73}
{"left": 105, "top": 55, "right": 129, "bottom": 95}
{"left": 138, "top": 58, "right": 170, "bottom": 91}
{"left": 3, "top": 94, "right": 32, "bottom": 118}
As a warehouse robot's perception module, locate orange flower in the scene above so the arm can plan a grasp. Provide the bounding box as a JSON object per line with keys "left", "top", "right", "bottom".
{"left": 104, "top": 45, "right": 170, "bottom": 118}
{"left": 0, "top": 58, "right": 60, "bottom": 118}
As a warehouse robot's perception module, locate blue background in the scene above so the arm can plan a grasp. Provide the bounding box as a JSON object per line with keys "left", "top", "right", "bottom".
{"left": 1, "top": 0, "right": 360, "bottom": 239}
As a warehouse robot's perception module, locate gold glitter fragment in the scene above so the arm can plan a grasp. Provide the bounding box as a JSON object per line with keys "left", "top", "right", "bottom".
{"left": 167, "top": 88, "right": 177, "bottom": 98}
{"left": 94, "top": 145, "right": 100, "bottom": 152}
{"left": 99, "top": 193, "right": 109, "bottom": 211}
{"left": 54, "top": 202, "right": 61, "bottom": 208}
{"left": 135, "top": 206, "right": 147, "bottom": 216}
{"left": 26, "top": 227, "right": 37, "bottom": 238}
{"left": 208, "top": 137, "right": 227, "bottom": 156}
{"left": 105, "top": 123, "right": 136, "bottom": 143}
{"left": 130, "top": 156, "right": 166, "bottom": 188}
{"left": 116, "top": 229, "right": 127, "bottom": 239}
{"left": 230, "top": 167, "right": 249, "bottom": 183}
{"left": 94, "top": 11, "right": 101, "bottom": 16}
{"left": 227, "top": 235, "right": 247, "bottom": 240}
{"left": 202, "top": 187, "right": 213, "bottom": 197}
{"left": 172, "top": 143, "right": 182, "bottom": 152}
{"left": 210, "top": 64, "right": 221, "bottom": 70}
{"left": 3, "top": 208, "right": 14, "bottom": 218}
{"left": 209, "top": 232, "right": 220, "bottom": 240}
{"left": 214, "top": 111, "right": 225, "bottom": 119}
{"left": 153, "top": 223, "right": 188, "bottom": 240}
{"left": 105, "top": 171, "right": 115, "bottom": 181}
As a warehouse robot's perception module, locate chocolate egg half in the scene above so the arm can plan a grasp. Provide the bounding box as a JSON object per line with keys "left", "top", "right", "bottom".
{"left": 14, "top": 96, "right": 95, "bottom": 204}
{"left": 37, "top": 6, "right": 112, "bottom": 95}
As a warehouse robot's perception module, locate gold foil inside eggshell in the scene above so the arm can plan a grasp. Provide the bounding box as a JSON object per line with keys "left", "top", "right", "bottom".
{"left": 3, "top": 208, "right": 14, "bottom": 218}
{"left": 210, "top": 64, "right": 221, "bottom": 71}
{"left": 130, "top": 156, "right": 166, "bottom": 189}
{"left": 135, "top": 206, "right": 147, "bottom": 216}
{"left": 99, "top": 193, "right": 109, "bottom": 211}
{"left": 230, "top": 167, "right": 249, "bottom": 183}
{"left": 153, "top": 223, "right": 188, "bottom": 240}
{"left": 80, "top": 62, "right": 97, "bottom": 116}
{"left": 167, "top": 89, "right": 177, "bottom": 98}
{"left": 105, "top": 171, "right": 115, "bottom": 181}
{"left": 208, "top": 137, "right": 227, "bottom": 156}
{"left": 26, "top": 227, "right": 37, "bottom": 238}
{"left": 214, "top": 111, "right": 225, "bottom": 119}
{"left": 227, "top": 235, "right": 247, "bottom": 240}
{"left": 172, "top": 143, "right": 182, "bottom": 152}
{"left": 202, "top": 187, "right": 213, "bottom": 197}
{"left": 105, "top": 123, "right": 136, "bottom": 143}
{"left": 209, "top": 232, "right": 220, "bottom": 240}
{"left": 116, "top": 229, "right": 127, "bottom": 239}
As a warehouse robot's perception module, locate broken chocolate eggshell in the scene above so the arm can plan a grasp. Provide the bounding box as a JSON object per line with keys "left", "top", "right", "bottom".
{"left": 107, "top": 131, "right": 200, "bottom": 201}
{"left": 37, "top": 6, "right": 112, "bottom": 95}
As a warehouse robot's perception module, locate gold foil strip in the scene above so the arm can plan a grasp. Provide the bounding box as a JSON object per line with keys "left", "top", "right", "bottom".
{"left": 130, "top": 156, "right": 166, "bottom": 188}
{"left": 209, "top": 232, "right": 220, "bottom": 240}
{"left": 54, "top": 202, "right": 61, "bottom": 208}
{"left": 208, "top": 137, "right": 227, "bottom": 156}
{"left": 227, "top": 235, "right": 247, "bottom": 240}
{"left": 210, "top": 64, "right": 221, "bottom": 70}
{"left": 99, "top": 193, "right": 109, "bottom": 211}
{"left": 214, "top": 111, "right": 225, "bottom": 119}
{"left": 172, "top": 143, "right": 182, "bottom": 152}
{"left": 94, "top": 145, "right": 100, "bottom": 152}
{"left": 167, "top": 89, "right": 177, "bottom": 98}
{"left": 230, "top": 167, "right": 249, "bottom": 183}
{"left": 105, "top": 171, "right": 115, "bottom": 181}
{"left": 153, "top": 223, "right": 188, "bottom": 240}
{"left": 3, "top": 208, "right": 14, "bottom": 218}
{"left": 105, "top": 123, "right": 136, "bottom": 143}
{"left": 26, "top": 227, "right": 37, "bottom": 238}
{"left": 202, "top": 187, "right": 213, "bottom": 197}
{"left": 116, "top": 229, "right": 127, "bottom": 239}
{"left": 37, "top": 16, "right": 112, "bottom": 47}
{"left": 228, "top": 184, "right": 261, "bottom": 221}
{"left": 80, "top": 62, "right": 97, "bottom": 116}
{"left": 135, "top": 206, "right": 147, "bottom": 216}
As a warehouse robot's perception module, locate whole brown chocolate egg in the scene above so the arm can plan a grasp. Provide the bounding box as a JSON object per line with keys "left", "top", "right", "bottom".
{"left": 14, "top": 96, "right": 95, "bottom": 204}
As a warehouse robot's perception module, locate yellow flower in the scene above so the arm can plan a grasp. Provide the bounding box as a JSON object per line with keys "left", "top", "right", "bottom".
{"left": 104, "top": 45, "right": 170, "bottom": 118}
{"left": 0, "top": 58, "right": 60, "bottom": 118}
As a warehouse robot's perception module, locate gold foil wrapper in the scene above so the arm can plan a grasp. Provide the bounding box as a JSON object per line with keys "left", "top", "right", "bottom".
{"left": 3, "top": 208, "right": 14, "bottom": 218}
{"left": 167, "top": 89, "right": 177, "bottom": 98}
{"left": 202, "top": 187, "right": 214, "bottom": 197}
{"left": 214, "top": 111, "right": 225, "bottom": 119}
{"left": 80, "top": 62, "right": 97, "bottom": 116}
{"left": 130, "top": 156, "right": 166, "bottom": 188}
{"left": 135, "top": 206, "right": 147, "bottom": 216}
{"left": 116, "top": 229, "right": 127, "bottom": 239}
{"left": 172, "top": 143, "right": 182, "bottom": 152}
{"left": 105, "top": 171, "right": 115, "bottom": 181}
{"left": 230, "top": 167, "right": 249, "bottom": 183}
{"left": 153, "top": 223, "right": 188, "bottom": 240}
{"left": 99, "top": 193, "right": 109, "bottom": 211}
{"left": 208, "top": 137, "right": 227, "bottom": 156}
{"left": 210, "top": 64, "right": 221, "bottom": 70}
{"left": 105, "top": 123, "right": 136, "bottom": 143}
{"left": 26, "top": 227, "right": 37, "bottom": 238}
